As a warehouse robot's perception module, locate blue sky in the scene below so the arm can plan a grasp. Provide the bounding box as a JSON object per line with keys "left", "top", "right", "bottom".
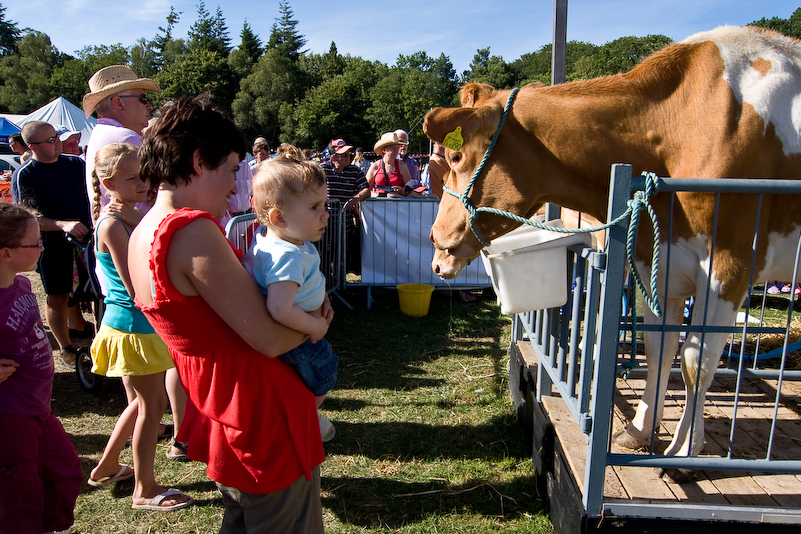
{"left": 6, "top": 1, "right": 799, "bottom": 74}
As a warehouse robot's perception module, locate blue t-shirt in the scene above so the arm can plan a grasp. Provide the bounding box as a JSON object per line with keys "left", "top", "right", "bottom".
{"left": 245, "top": 231, "right": 325, "bottom": 312}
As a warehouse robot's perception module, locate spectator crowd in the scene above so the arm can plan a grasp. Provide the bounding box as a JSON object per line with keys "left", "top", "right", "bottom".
{"left": 0, "top": 64, "right": 450, "bottom": 534}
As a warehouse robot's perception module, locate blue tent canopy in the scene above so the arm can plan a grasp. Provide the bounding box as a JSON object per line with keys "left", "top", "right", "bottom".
{"left": 0, "top": 116, "right": 21, "bottom": 144}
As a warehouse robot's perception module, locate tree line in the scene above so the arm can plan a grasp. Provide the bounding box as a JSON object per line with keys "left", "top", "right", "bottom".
{"left": 0, "top": 2, "right": 797, "bottom": 155}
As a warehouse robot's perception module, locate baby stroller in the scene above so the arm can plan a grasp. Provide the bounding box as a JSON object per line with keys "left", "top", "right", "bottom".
{"left": 66, "top": 232, "right": 105, "bottom": 393}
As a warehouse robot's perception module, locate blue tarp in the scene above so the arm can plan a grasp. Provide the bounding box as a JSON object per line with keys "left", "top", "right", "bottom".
{"left": 0, "top": 116, "right": 21, "bottom": 144}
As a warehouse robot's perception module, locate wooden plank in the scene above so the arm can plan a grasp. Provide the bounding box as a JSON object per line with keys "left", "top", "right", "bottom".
{"left": 540, "top": 395, "right": 627, "bottom": 499}
{"left": 542, "top": 395, "right": 588, "bottom": 488}
{"left": 664, "top": 471, "right": 730, "bottom": 505}
{"left": 517, "top": 340, "right": 541, "bottom": 372}
{"left": 752, "top": 474, "right": 801, "bottom": 508}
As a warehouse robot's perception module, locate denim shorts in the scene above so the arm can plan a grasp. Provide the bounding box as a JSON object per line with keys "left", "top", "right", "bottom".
{"left": 278, "top": 338, "right": 338, "bottom": 397}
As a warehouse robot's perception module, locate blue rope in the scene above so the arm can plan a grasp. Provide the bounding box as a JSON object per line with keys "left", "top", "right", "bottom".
{"left": 440, "top": 86, "right": 663, "bottom": 317}
{"left": 442, "top": 87, "right": 520, "bottom": 246}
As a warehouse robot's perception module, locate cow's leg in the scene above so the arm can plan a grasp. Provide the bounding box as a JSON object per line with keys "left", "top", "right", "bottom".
{"left": 664, "top": 293, "right": 737, "bottom": 458}
{"left": 617, "top": 297, "right": 684, "bottom": 449}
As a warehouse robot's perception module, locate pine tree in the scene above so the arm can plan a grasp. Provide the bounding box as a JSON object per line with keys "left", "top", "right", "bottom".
{"left": 188, "top": 1, "right": 231, "bottom": 57}
{"left": 239, "top": 20, "right": 263, "bottom": 64}
{"left": 0, "top": 4, "right": 21, "bottom": 56}
{"left": 152, "top": 6, "right": 182, "bottom": 69}
{"left": 266, "top": 0, "right": 307, "bottom": 61}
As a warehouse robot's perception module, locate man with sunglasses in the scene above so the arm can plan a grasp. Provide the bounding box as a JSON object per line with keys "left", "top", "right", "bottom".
{"left": 82, "top": 65, "right": 162, "bottom": 220}
{"left": 15, "top": 120, "right": 91, "bottom": 368}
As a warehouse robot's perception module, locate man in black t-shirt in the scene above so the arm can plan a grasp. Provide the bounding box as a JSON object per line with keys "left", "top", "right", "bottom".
{"left": 17, "top": 121, "right": 91, "bottom": 368}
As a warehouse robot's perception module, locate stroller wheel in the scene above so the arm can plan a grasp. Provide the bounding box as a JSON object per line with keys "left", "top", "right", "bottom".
{"left": 76, "top": 346, "right": 103, "bottom": 394}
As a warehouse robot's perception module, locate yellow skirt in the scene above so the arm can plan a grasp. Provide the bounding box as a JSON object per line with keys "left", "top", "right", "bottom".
{"left": 90, "top": 324, "right": 174, "bottom": 377}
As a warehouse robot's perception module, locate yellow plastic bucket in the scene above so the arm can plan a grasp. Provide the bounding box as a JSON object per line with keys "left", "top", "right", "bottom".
{"left": 396, "top": 283, "right": 435, "bottom": 317}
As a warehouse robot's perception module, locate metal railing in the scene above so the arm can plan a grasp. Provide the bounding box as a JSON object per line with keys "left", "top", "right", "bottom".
{"left": 514, "top": 164, "right": 801, "bottom": 521}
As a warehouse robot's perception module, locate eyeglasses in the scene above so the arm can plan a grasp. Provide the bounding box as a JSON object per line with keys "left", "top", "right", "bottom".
{"left": 118, "top": 94, "right": 150, "bottom": 105}
{"left": 29, "top": 136, "right": 57, "bottom": 145}
{"left": 10, "top": 239, "right": 43, "bottom": 249}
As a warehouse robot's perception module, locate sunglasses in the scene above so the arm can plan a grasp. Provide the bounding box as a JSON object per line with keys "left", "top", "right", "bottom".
{"left": 10, "top": 239, "right": 43, "bottom": 249}
{"left": 117, "top": 94, "right": 150, "bottom": 105}
{"left": 30, "top": 136, "right": 57, "bottom": 145}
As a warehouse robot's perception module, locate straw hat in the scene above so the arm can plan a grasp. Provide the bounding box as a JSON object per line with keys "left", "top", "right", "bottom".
{"left": 83, "top": 65, "right": 161, "bottom": 118}
{"left": 373, "top": 131, "right": 407, "bottom": 155}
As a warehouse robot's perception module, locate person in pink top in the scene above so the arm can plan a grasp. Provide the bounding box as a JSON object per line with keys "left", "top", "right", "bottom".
{"left": 83, "top": 65, "right": 161, "bottom": 220}
{"left": 128, "top": 95, "right": 328, "bottom": 533}
{"left": 0, "top": 203, "right": 82, "bottom": 534}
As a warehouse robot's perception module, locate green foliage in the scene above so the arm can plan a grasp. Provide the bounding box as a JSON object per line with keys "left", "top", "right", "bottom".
{"left": 156, "top": 48, "right": 235, "bottom": 111}
{"left": 591, "top": 34, "right": 673, "bottom": 75}
{"left": 238, "top": 20, "right": 262, "bottom": 64}
{"left": 232, "top": 47, "right": 308, "bottom": 144}
{"left": 267, "top": 0, "right": 307, "bottom": 61}
{"left": 750, "top": 7, "right": 801, "bottom": 39}
{"left": 51, "top": 44, "right": 131, "bottom": 108}
{"left": 188, "top": 2, "right": 231, "bottom": 57}
{"left": 290, "top": 57, "right": 382, "bottom": 150}
{"left": 152, "top": 6, "right": 182, "bottom": 69}
{"left": 464, "top": 47, "right": 515, "bottom": 88}
{"left": 366, "top": 52, "right": 458, "bottom": 154}
{"left": 0, "top": 4, "right": 20, "bottom": 56}
{"left": 129, "top": 38, "right": 159, "bottom": 79}
{"left": 0, "top": 31, "right": 60, "bottom": 113}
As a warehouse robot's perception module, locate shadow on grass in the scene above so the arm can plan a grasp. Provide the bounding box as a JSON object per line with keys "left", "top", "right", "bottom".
{"left": 323, "top": 413, "right": 523, "bottom": 462}
{"left": 322, "top": 474, "right": 543, "bottom": 529}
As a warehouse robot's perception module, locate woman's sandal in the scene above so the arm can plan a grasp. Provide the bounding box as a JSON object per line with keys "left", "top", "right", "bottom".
{"left": 165, "top": 437, "right": 188, "bottom": 461}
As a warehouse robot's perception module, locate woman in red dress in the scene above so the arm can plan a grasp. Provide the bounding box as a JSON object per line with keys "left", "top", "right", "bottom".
{"left": 128, "top": 95, "right": 329, "bottom": 534}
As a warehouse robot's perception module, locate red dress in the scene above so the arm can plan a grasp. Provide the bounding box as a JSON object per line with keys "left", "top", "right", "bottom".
{"left": 136, "top": 209, "right": 324, "bottom": 494}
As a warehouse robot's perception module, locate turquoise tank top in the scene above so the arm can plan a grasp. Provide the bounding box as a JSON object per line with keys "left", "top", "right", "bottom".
{"left": 95, "top": 216, "right": 155, "bottom": 334}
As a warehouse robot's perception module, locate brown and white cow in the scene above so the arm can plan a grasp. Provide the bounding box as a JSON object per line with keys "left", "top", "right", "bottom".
{"left": 424, "top": 26, "right": 801, "bottom": 465}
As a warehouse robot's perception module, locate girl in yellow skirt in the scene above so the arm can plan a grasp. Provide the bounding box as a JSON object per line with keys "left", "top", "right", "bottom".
{"left": 87, "top": 143, "right": 192, "bottom": 511}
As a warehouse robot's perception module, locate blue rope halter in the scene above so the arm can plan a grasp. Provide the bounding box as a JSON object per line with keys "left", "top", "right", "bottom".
{"left": 440, "top": 87, "right": 663, "bottom": 318}
{"left": 442, "top": 88, "right": 520, "bottom": 248}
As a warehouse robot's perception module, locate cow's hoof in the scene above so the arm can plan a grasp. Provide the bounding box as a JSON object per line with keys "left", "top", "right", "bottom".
{"left": 657, "top": 467, "right": 697, "bottom": 484}
{"left": 612, "top": 429, "right": 650, "bottom": 451}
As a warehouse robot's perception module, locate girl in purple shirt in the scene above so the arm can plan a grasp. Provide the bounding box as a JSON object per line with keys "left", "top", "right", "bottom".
{"left": 0, "top": 203, "right": 82, "bottom": 534}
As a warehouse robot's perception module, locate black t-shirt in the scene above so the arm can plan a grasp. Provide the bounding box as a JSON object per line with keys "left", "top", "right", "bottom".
{"left": 17, "top": 155, "right": 90, "bottom": 227}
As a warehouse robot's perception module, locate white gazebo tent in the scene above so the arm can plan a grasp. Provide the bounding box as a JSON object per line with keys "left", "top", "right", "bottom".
{"left": 16, "top": 96, "right": 97, "bottom": 147}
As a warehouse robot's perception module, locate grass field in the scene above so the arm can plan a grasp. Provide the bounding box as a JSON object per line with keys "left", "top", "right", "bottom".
{"left": 28, "top": 274, "right": 552, "bottom": 534}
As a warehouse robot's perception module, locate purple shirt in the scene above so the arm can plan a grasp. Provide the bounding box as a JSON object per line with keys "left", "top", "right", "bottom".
{"left": 0, "top": 275, "right": 54, "bottom": 415}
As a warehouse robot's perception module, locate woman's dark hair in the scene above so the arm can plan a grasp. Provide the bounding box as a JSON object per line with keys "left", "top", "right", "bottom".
{"left": 0, "top": 203, "right": 37, "bottom": 248}
{"left": 139, "top": 93, "right": 247, "bottom": 189}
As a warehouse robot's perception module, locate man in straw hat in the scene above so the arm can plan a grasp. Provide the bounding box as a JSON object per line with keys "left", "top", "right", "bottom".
{"left": 83, "top": 65, "right": 161, "bottom": 220}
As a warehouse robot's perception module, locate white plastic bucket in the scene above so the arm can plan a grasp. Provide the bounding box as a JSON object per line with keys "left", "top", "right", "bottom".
{"left": 480, "top": 219, "right": 591, "bottom": 315}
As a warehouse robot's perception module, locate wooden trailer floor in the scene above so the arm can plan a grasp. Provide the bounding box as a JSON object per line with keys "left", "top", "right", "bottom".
{"left": 519, "top": 341, "right": 801, "bottom": 510}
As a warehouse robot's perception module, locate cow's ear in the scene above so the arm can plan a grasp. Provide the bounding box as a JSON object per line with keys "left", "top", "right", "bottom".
{"left": 460, "top": 83, "right": 497, "bottom": 107}
{"left": 423, "top": 105, "right": 501, "bottom": 151}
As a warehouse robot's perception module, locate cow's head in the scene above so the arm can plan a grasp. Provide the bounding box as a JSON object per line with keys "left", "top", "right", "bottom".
{"left": 424, "top": 83, "right": 541, "bottom": 278}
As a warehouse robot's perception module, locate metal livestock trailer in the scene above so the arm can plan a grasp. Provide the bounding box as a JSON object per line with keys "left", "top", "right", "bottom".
{"left": 508, "top": 164, "right": 801, "bottom": 533}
